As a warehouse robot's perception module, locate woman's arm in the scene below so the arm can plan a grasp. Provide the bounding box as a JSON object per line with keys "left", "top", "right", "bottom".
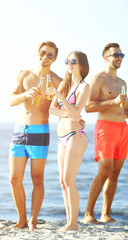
{"left": 50, "top": 95, "right": 81, "bottom": 121}
{"left": 46, "top": 82, "right": 90, "bottom": 118}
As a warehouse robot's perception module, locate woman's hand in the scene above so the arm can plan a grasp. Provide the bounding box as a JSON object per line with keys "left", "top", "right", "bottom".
{"left": 79, "top": 119, "right": 85, "bottom": 128}
{"left": 63, "top": 110, "right": 82, "bottom": 122}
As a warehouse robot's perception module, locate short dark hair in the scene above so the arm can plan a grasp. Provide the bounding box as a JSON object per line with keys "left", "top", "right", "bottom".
{"left": 102, "top": 43, "right": 120, "bottom": 57}
{"left": 38, "top": 41, "right": 58, "bottom": 58}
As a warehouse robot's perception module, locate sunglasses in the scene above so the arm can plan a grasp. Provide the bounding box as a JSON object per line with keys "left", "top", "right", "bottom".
{"left": 38, "top": 50, "right": 54, "bottom": 60}
{"left": 106, "top": 53, "right": 125, "bottom": 59}
{"left": 65, "top": 59, "right": 78, "bottom": 65}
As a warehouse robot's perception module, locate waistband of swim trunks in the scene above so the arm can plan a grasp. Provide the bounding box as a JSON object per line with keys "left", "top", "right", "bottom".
{"left": 96, "top": 120, "right": 126, "bottom": 126}
{"left": 14, "top": 124, "right": 49, "bottom": 134}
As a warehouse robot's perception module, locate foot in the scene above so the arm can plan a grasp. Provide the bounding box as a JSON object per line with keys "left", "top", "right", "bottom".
{"left": 12, "top": 221, "right": 28, "bottom": 229}
{"left": 59, "top": 224, "right": 78, "bottom": 232}
{"left": 28, "top": 223, "right": 37, "bottom": 231}
{"left": 100, "top": 214, "right": 116, "bottom": 223}
{"left": 28, "top": 219, "right": 37, "bottom": 231}
{"left": 80, "top": 215, "right": 100, "bottom": 224}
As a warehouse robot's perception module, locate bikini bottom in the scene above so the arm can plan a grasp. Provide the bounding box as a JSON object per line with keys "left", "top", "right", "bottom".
{"left": 58, "top": 129, "right": 86, "bottom": 146}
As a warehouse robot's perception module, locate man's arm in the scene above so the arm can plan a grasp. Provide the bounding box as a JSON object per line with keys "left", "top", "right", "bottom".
{"left": 10, "top": 71, "right": 41, "bottom": 106}
{"left": 85, "top": 99, "right": 116, "bottom": 113}
{"left": 10, "top": 71, "right": 29, "bottom": 106}
{"left": 85, "top": 75, "right": 125, "bottom": 113}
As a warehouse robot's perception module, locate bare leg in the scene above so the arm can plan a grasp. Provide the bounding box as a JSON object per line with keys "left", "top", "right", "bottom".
{"left": 9, "top": 156, "right": 28, "bottom": 228}
{"left": 59, "top": 133, "right": 87, "bottom": 231}
{"left": 58, "top": 142, "right": 70, "bottom": 225}
{"left": 82, "top": 158, "right": 113, "bottom": 224}
{"left": 101, "top": 159, "right": 125, "bottom": 222}
{"left": 28, "top": 158, "right": 46, "bottom": 231}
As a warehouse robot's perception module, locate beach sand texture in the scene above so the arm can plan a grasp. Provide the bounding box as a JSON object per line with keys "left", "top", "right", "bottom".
{"left": 0, "top": 220, "right": 128, "bottom": 240}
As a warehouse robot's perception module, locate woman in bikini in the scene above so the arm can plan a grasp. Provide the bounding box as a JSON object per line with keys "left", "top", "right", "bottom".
{"left": 46, "top": 51, "right": 90, "bottom": 231}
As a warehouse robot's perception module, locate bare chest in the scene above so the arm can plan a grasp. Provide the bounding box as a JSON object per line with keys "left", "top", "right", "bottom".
{"left": 101, "top": 79, "right": 122, "bottom": 100}
{"left": 23, "top": 74, "right": 47, "bottom": 90}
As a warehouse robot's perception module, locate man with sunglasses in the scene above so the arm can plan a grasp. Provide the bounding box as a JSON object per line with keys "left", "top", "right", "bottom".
{"left": 82, "top": 43, "right": 128, "bottom": 224}
{"left": 9, "top": 41, "right": 62, "bottom": 231}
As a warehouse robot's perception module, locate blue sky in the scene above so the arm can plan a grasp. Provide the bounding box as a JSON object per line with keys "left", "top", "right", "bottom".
{"left": 0, "top": 0, "right": 128, "bottom": 123}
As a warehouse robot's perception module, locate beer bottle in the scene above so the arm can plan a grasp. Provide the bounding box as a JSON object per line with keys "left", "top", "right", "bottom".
{"left": 32, "top": 80, "right": 42, "bottom": 105}
{"left": 46, "top": 74, "right": 54, "bottom": 100}
{"left": 120, "top": 85, "right": 126, "bottom": 108}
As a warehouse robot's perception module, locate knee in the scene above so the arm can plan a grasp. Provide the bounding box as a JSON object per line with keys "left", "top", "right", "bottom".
{"left": 109, "top": 169, "right": 120, "bottom": 182}
{"left": 98, "top": 165, "right": 113, "bottom": 183}
{"left": 63, "top": 175, "right": 74, "bottom": 189}
{"left": 32, "top": 175, "right": 43, "bottom": 187}
{"left": 60, "top": 177, "right": 71, "bottom": 190}
{"left": 9, "top": 175, "right": 22, "bottom": 187}
{"left": 98, "top": 171, "right": 110, "bottom": 184}
{"left": 60, "top": 177, "right": 66, "bottom": 190}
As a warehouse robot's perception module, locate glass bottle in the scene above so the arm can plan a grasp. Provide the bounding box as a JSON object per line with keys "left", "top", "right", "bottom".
{"left": 32, "top": 80, "right": 42, "bottom": 105}
{"left": 120, "top": 85, "right": 126, "bottom": 108}
{"left": 46, "top": 74, "right": 54, "bottom": 100}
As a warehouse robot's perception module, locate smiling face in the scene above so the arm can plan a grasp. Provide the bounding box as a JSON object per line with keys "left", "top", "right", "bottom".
{"left": 105, "top": 47, "right": 123, "bottom": 69}
{"left": 65, "top": 53, "right": 80, "bottom": 74}
{"left": 38, "top": 45, "right": 56, "bottom": 68}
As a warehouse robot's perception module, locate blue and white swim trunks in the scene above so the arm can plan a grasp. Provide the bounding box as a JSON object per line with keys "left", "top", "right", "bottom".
{"left": 9, "top": 124, "right": 50, "bottom": 159}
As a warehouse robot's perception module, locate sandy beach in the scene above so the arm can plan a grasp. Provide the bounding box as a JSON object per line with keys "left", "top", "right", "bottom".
{"left": 0, "top": 219, "right": 128, "bottom": 240}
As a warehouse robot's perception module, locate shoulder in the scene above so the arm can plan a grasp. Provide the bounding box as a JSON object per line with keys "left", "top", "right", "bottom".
{"left": 81, "top": 80, "right": 90, "bottom": 91}
{"left": 90, "top": 71, "right": 105, "bottom": 84}
{"left": 118, "top": 77, "right": 126, "bottom": 85}
{"left": 89, "top": 72, "right": 105, "bottom": 89}
{"left": 118, "top": 78, "right": 127, "bottom": 92}
{"left": 51, "top": 71, "right": 62, "bottom": 81}
{"left": 50, "top": 71, "right": 63, "bottom": 88}
{"left": 17, "top": 70, "right": 31, "bottom": 82}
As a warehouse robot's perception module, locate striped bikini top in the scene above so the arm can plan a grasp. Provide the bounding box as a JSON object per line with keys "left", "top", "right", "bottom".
{"left": 58, "top": 79, "right": 83, "bottom": 110}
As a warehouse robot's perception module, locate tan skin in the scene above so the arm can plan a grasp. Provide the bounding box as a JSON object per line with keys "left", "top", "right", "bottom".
{"left": 9, "top": 45, "right": 62, "bottom": 231}
{"left": 82, "top": 47, "right": 128, "bottom": 224}
{"left": 46, "top": 53, "right": 90, "bottom": 231}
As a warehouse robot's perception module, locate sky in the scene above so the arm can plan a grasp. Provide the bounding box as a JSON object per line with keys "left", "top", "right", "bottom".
{"left": 0, "top": 0, "right": 128, "bottom": 124}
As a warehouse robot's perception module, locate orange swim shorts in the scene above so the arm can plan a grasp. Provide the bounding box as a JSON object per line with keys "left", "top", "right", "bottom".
{"left": 94, "top": 120, "right": 128, "bottom": 161}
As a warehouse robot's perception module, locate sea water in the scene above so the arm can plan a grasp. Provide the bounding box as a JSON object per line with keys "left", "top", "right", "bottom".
{"left": 0, "top": 122, "right": 128, "bottom": 223}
